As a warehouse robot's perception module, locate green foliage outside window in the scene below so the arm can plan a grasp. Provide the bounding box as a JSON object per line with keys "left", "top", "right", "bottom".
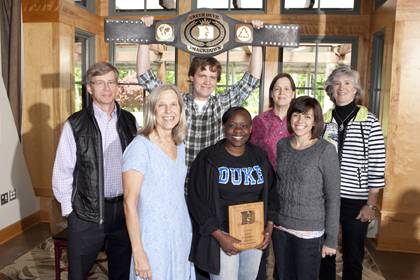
{"left": 215, "top": 72, "right": 260, "bottom": 117}
{"left": 74, "top": 66, "right": 83, "bottom": 112}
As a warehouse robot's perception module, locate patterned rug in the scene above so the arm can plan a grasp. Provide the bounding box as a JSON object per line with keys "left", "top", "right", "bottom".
{"left": 0, "top": 238, "right": 384, "bottom": 280}
{"left": 0, "top": 238, "right": 107, "bottom": 280}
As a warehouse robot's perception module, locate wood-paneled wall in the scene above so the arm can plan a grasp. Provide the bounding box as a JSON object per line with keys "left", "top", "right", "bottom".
{"left": 371, "top": 0, "right": 420, "bottom": 253}
{"left": 21, "top": 0, "right": 420, "bottom": 252}
{"left": 22, "top": 0, "right": 102, "bottom": 229}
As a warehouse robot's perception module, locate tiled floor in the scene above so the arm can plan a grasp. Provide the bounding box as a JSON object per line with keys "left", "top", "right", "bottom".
{"left": 1, "top": 223, "right": 419, "bottom": 279}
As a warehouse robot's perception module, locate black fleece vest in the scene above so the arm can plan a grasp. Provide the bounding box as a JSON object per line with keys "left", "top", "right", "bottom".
{"left": 68, "top": 103, "right": 137, "bottom": 223}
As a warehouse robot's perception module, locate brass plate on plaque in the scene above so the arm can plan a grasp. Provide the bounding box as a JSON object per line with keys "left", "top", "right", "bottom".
{"left": 229, "top": 201, "right": 264, "bottom": 250}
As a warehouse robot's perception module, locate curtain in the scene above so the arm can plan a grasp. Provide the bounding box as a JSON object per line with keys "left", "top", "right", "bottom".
{"left": 0, "top": 0, "right": 22, "bottom": 136}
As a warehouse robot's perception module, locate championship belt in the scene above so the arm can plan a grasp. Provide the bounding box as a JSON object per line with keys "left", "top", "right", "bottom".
{"left": 105, "top": 8, "right": 299, "bottom": 56}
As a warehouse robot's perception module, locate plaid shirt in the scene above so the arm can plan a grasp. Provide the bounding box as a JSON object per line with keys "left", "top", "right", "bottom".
{"left": 138, "top": 69, "right": 259, "bottom": 169}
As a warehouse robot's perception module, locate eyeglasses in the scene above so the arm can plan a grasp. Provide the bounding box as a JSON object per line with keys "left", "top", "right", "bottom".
{"left": 90, "top": 80, "right": 118, "bottom": 88}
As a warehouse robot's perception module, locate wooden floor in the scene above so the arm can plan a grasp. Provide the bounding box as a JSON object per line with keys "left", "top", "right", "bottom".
{"left": 1, "top": 223, "right": 419, "bottom": 279}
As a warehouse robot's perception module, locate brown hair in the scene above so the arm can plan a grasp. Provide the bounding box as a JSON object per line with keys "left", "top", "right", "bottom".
{"left": 287, "top": 96, "right": 324, "bottom": 139}
{"left": 85, "top": 62, "right": 119, "bottom": 83}
{"left": 188, "top": 57, "right": 222, "bottom": 82}
{"left": 268, "top": 73, "right": 296, "bottom": 108}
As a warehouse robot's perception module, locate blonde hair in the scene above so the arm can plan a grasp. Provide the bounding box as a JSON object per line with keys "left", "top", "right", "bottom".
{"left": 140, "top": 85, "right": 186, "bottom": 145}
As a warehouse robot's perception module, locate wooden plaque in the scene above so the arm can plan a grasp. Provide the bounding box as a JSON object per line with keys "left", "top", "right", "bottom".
{"left": 228, "top": 201, "right": 264, "bottom": 250}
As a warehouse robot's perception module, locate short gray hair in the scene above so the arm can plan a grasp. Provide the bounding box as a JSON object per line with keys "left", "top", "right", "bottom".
{"left": 324, "top": 65, "right": 364, "bottom": 105}
{"left": 85, "top": 62, "right": 119, "bottom": 83}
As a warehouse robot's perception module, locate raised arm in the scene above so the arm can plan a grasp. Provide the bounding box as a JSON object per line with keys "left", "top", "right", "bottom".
{"left": 249, "top": 46, "right": 263, "bottom": 79}
{"left": 248, "top": 20, "right": 264, "bottom": 79}
{"left": 137, "top": 44, "right": 151, "bottom": 76}
{"left": 136, "top": 16, "right": 154, "bottom": 76}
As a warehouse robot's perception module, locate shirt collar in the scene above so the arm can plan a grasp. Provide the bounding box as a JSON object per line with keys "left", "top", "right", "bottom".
{"left": 92, "top": 102, "right": 117, "bottom": 121}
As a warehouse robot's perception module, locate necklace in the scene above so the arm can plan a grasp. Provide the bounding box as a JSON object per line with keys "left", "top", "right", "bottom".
{"left": 335, "top": 108, "right": 355, "bottom": 132}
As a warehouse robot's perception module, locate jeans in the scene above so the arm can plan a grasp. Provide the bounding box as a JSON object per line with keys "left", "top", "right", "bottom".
{"left": 272, "top": 228, "right": 322, "bottom": 280}
{"left": 319, "top": 198, "right": 369, "bottom": 280}
{"left": 195, "top": 267, "right": 210, "bottom": 280}
{"left": 209, "top": 249, "right": 262, "bottom": 280}
{"left": 256, "top": 246, "right": 269, "bottom": 280}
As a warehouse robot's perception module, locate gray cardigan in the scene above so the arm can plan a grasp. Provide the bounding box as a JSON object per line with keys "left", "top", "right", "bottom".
{"left": 270, "top": 137, "right": 340, "bottom": 248}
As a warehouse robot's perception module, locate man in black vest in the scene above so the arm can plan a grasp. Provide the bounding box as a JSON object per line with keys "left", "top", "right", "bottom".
{"left": 52, "top": 62, "right": 137, "bottom": 279}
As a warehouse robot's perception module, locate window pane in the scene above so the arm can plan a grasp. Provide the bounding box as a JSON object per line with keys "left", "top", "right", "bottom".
{"left": 74, "top": 36, "right": 85, "bottom": 112}
{"left": 115, "top": 0, "right": 176, "bottom": 11}
{"left": 147, "top": 0, "right": 175, "bottom": 10}
{"left": 113, "top": 43, "right": 176, "bottom": 125}
{"left": 230, "top": 0, "right": 263, "bottom": 9}
{"left": 197, "top": 0, "right": 263, "bottom": 10}
{"left": 319, "top": 0, "right": 354, "bottom": 9}
{"left": 284, "top": 0, "right": 354, "bottom": 9}
{"left": 282, "top": 42, "right": 352, "bottom": 112}
{"left": 116, "top": 0, "right": 144, "bottom": 10}
{"left": 197, "top": 0, "right": 229, "bottom": 9}
{"left": 74, "top": 0, "right": 87, "bottom": 6}
{"left": 213, "top": 47, "right": 260, "bottom": 116}
{"left": 282, "top": 44, "right": 317, "bottom": 99}
{"left": 369, "top": 33, "right": 384, "bottom": 116}
{"left": 74, "top": 83, "right": 83, "bottom": 112}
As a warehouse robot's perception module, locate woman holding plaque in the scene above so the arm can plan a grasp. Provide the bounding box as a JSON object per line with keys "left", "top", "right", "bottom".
{"left": 187, "top": 106, "right": 275, "bottom": 280}
{"left": 271, "top": 96, "right": 340, "bottom": 280}
{"left": 122, "top": 85, "right": 195, "bottom": 280}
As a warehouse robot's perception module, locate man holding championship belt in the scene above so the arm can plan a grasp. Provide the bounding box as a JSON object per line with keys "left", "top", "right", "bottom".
{"left": 136, "top": 16, "right": 263, "bottom": 172}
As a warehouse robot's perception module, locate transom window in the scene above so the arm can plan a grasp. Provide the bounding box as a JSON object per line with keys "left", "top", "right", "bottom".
{"left": 196, "top": 0, "right": 264, "bottom": 11}
{"left": 282, "top": 0, "right": 359, "bottom": 14}
{"left": 112, "top": 0, "right": 177, "bottom": 13}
